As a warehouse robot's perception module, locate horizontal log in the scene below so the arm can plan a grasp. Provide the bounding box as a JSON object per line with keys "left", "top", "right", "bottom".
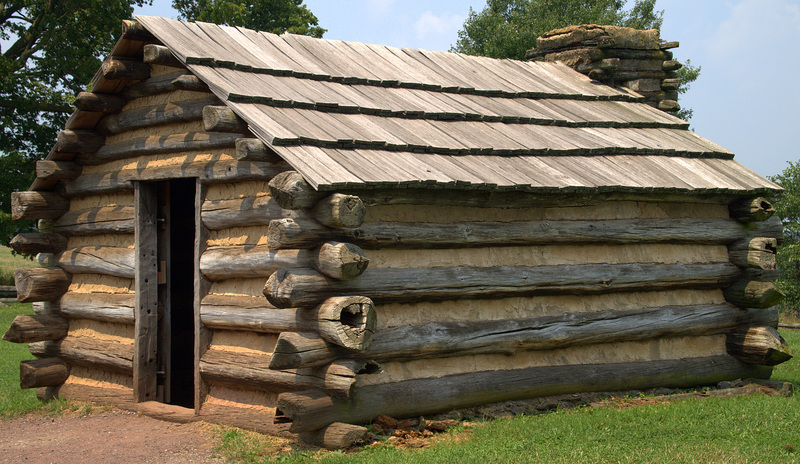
{"left": 728, "top": 237, "right": 777, "bottom": 270}
{"left": 11, "top": 191, "right": 69, "bottom": 221}
{"left": 76, "top": 131, "right": 243, "bottom": 166}
{"left": 2, "top": 314, "right": 68, "bottom": 343}
{"left": 723, "top": 280, "right": 785, "bottom": 309}
{"left": 200, "top": 242, "right": 368, "bottom": 281}
{"left": 59, "top": 292, "right": 135, "bottom": 324}
{"left": 200, "top": 295, "right": 375, "bottom": 350}
{"left": 102, "top": 58, "right": 151, "bottom": 80}
{"left": 200, "top": 195, "right": 307, "bottom": 230}
{"left": 276, "top": 355, "right": 768, "bottom": 432}
{"left": 298, "top": 422, "right": 369, "bottom": 450}
{"left": 29, "top": 337, "right": 133, "bottom": 374}
{"left": 121, "top": 70, "right": 190, "bottom": 99}
{"left": 36, "top": 160, "right": 82, "bottom": 181}
{"left": 729, "top": 197, "right": 775, "bottom": 223}
{"left": 36, "top": 253, "right": 58, "bottom": 267}
{"left": 20, "top": 358, "right": 69, "bottom": 389}
{"left": 58, "top": 246, "right": 135, "bottom": 278}
{"left": 56, "top": 130, "right": 105, "bottom": 153}
{"left": 234, "top": 138, "right": 282, "bottom": 162}
{"left": 32, "top": 301, "right": 60, "bottom": 315}
{"left": 97, "top": 96, "right": 219, "bottom": 135}
{"left": 121, "top": 19, "right": 155, "bottom": 42}
{"left": 62, "top": 159, "right": 289, "bottom": 197}
{"left": 53, "top": 206, "right": 135, "bottom": 236}
{"left": 171, "top": 74, "right": 210, "bottom": 92}
{"left": 312, "top": 194, "right": 365, "bottom": 229}
{"left": 200, "top": 350, "right": 375, "bottom": 397}
{"left": 267, "top": 217, "right": 748, "bottom": 250}
{"left": 658, "top": 100, "right": 680, "bottom": 112}
{"left": 73, "top": 92, "right": 127, "bottom": 113}
{"left": 744, "top": 215, "right": 784, "bottom": 242}
{"left": 269, "top": 332, "right": 347, "bottom": 369}
{"left": 269, "top": 171, "right": 324, "bottom": 210}
{"left": 15, "top": 267, "right": 71, "bottom": 302}
{"left": 264, "top": 262, "right": 741, "bottom": 308}
{"left": 663, "top": 60, "right": 682, "bottom": 71}
{"left": 269, "top": 304, "right": 777, "bottom": 369}
{"left": 203, "top": 105, "right": 249, "bottom": 133}
{"left": 142, "top": 44, "right": 183, "bottom": 68}
{"left": 9, "top": 233, "right": 68, "bottom": 254}
{"left": 727, "top": 326, "right": 793, "bottom": 366}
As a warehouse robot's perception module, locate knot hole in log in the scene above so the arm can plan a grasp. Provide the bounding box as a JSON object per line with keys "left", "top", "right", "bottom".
{"left": 317, "top": 296, "right": 377, "bottom": 351}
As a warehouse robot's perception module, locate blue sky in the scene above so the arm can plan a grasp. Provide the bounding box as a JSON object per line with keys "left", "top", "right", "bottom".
{"left": 136, "top": 0, "right": 800, "bottom": 179}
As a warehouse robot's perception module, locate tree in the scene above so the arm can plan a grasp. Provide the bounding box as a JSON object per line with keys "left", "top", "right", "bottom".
{"left": 173, "top": 0, "right": 325, "bottom": 37}
{"left": 452, "top": 0, "right": 700, "bottom": 120}
{"left": 0, "top": 0, "right": 150, "bottom": 246}
{"left": 769, "top": 161, "right": 800, "bottom": 319}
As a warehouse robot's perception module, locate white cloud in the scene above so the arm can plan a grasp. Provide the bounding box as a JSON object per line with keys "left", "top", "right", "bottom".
{"left": 414, "top": 11, "right": 465, "bottom": 47}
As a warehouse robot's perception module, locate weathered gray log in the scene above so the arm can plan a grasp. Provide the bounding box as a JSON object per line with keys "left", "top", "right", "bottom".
{"left": 15, "top": 268, "right": 71, "bottom": 302}
{"left": 267, "top": 217, "right": 748, "bottom": 250}
{"left": 11, "top": 191, "right": 69, "bottom": 221}
{"left": 59, "top": 292, "right": 135, "bottom": 324}
{"left": 269, "top": 171, "right": 324, "bottom": 210}
{"left": 73, "top": 92, "right": 127, "bottom": 113}
{"left": 32, "top": 301, "right": 60, "bottom": 315}
{"left": 56, "top": 130, "right": 105, "bottom": 153}
{"left": 275, "top": 355, "right": 768, "bottom": 432}
{"left": 134, "top": 182, "right": 158, "bottom": 402}
{"left": 121, "top": 70, "right": 189, "bottom": 99}
{"left": 200, "top": 243, "right": 368, "bottom": 281}
{"left": 727, "top": 326, "right": 793, "bottom": 366}
{"left": 9, "top": 233, "right": 68, "bottom": 254}
{"left": 171, "top": 74, "right": 210, "bottom": 92}
{"left": 269, "top": 304, "right": 777, "bottom": 369}
{"left": 0, "top": 285, "right": 17, "bottom": 298}
{"left": 36, "top": 253, "right": 57, "bottom": 267}
{"left": 661, "top": 78, "right": 680, "bottom": 90}
{"left": 200, "top": 350, "right": 375, "bottom": 398}
{"left": 102, "top": 58, "right": 151, "bottom": 80}
{"left": 729, "top": 197, "right": 775, "bottom": 223}
{"left": 58, "top": 246, "right": 135, "bottom": 278}
{"left": 29, "top": 338, "right": 132, "bottom": 374}
{"left": 35, "top": 160, "right": 82, "bottom": 181}
{"left": 121, "top": 19, "right": 155, "bottom": 41}
{"left": 728, "top": 237, "right": 777, "bottom": 270}
{"left": 743, "top": 215, "right": 784, "bottom": 242}
{"left": 62, "top": 159, "right": 289, "bottom": 197}
{"left": 723, "top": 280, "right": 785, "bottom": 309}
{"left": 658, "top": 100, "right": 680, "bottom": 112}
{"left": 76, "top": 131, "right": 243, "bottom": 166}
{"left": 201, "top": 295, "right": 376, "bottom": 347}
{"left": 20, "top": 358, "right": 69, "bottom": 389}
{"left": 200, "top": 195, "right": 306, "bottom": 230}
{"left": 2, "top": 314, "right": 68, "bottom": 343}
{"left": 235, "top": 138, "right": 281, "bottom": 162}
{"left": 312, "top": 194, "right": 365, "bottom": 229}
{"left": 203, "top": 105, "right": 249, "bottom": 133}
{"left": 299, "top": 423, "right": 369, "bottom": 450}
{"left": 53, "top": 206, "right": 135, "bottom": 236}
{"left": 142, "top": 44, "right": 184, "bottom": 68}
{"left": 97, "top": 96, "right": 219, "bottom": 135}
{"left": 264, "top": 262, "right": 741, "bottom": 308}
{"left": 662, "top": 60, "right": 682, "bottom": 71}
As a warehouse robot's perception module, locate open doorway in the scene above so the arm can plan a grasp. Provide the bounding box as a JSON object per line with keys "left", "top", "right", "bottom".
{"left": 135, "top": 179, "right": 196, "bottom": 408}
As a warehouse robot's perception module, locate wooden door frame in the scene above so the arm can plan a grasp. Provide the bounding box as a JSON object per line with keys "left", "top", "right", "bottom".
{"left": 133, "top": 181, "right": 159, "bottom": 402}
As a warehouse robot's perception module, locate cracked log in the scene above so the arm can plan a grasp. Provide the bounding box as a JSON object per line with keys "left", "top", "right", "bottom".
{"left": 20, "top": 358, "right": 69, "bottom": 389}
{"left": 58, "top": 246, "right": 135, "bottom": 278}
{"left": 727, "top": 326, "right": 793, "bottom": 366}
{"left": 11, "top": 191, "right": 69, "bottom": 221}
{"left": 10, "top": 233, "right": 68, "bottom": 254}
{"left": 15, "top": 268, "right": 71, "bottom": 303}
{"left": 3, "top": 314, "right": 68, "bottom": 343}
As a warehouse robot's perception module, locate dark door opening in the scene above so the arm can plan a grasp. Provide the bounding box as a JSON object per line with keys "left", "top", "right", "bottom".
{"left": 156, "top": 179, "right": 196, "bottom": 408}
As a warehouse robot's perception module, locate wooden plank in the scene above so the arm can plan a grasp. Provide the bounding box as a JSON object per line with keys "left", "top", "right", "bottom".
{"left": 194, "top": 179, "right": 212, "bottom": 412}
{"left": 134, "top": 182, "right": 159, "bottom": 402}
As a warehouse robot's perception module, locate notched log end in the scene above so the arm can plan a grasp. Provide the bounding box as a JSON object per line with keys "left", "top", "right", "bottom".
{"left": 727, "top": 326, "right": 793, "bottom": 366}
{"left": 730, "top": 197, "right": 776, "bottom": 223}
{"left": 315, "top": 242, "right": 369, "bottom": 280}
{"left": 269, "top": 171, "right": 322, "bottom": 210}
{"left": 318, "top": 297, "right": 377, "bottom": 351}
{"left": 312, "top": 194, "right": 366, "bottom": 229}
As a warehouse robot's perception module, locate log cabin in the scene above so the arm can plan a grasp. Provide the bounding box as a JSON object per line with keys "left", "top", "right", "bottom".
{"left": 5, "top": 16, "right": 792, "bottom": 447}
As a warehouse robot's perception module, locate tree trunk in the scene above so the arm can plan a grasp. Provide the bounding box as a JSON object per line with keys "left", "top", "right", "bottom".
{"left": 53, "top": 206, "right": 135, "bottom": 236}
{"left": 267, "top": 217, "right": 747, "bottom": 250}
{"left": 727, "top": 326, "right": 793, "bottom": 366}
{"left": 264, "top": 262, "right": 741, "bottom": 308}
{"left": 58, "top": 246, "right": 135, "bottom": 278}
{"left": 73, "top": 92, "right": 127, "bottom": 113}
{"left": 10, "top": 233, "right": 68, "bottom": 254}
{"left": 15, "top": 268, "right": 71, "bottom": 303}
{"left": 3, "top": 314, "right": 68, "bottom": 343}
{"left": 59, "top": 292, "right": 135, "bottom": 324}
{"left": 269, "top": 171, "right": 323, "bottom": 209}
{"left": 20, "top": 358, "right": 69, "bottom": 389}
{"left": 11, "top": 191, "right": 69, "bottom": 221}
{"left": 276, "top": 355, "right": 768, "bottom": 432}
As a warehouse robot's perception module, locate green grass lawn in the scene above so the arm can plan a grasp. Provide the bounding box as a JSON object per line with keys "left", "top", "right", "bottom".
{"left": 0, "top": 245, "right": 34, "bottom": 286}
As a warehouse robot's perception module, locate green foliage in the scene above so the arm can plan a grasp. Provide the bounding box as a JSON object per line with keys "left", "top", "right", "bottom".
{"left": 0, "top": 0, "right": 149, "bottom": 246}
{"left": 451, "top": 0, "right": 663, "bottom": 60}
{"left": 173, "top": 0, "right": 325, "bottom": 37}
{"left": 0, "top": 302, "right": 44, "bottom": 416}
{"left": 770, "top": 161, "right": 800, "bottom": 319}
{"left": 675, "top": 58, "right": 700, "bottom": 121}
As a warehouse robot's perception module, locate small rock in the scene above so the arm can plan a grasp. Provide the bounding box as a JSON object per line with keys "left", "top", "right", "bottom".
{"left": 373, "top": 414, "right": 397, "bottom": 430}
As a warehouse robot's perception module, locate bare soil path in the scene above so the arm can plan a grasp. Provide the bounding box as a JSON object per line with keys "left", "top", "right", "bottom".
{"left": 0, "top": 409, "right": 224, "bottom": 464}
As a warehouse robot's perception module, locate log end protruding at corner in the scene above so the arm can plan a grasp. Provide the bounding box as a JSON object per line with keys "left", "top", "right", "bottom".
{"left": 317, "top": 296, "right": 377, "bottom": 351}
{"left": 269, "top": 171, "right": 324, "bottom": 210}
{"left": 727, "top": 326, "right": 793, "bottom": 366}
{"left": 729, "top": 197, "right": 776, "bottom": 223}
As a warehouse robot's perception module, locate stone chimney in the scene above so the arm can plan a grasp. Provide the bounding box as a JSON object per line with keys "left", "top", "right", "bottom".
{"left": 525, "top": 24, "right": 681, "bottom": 114}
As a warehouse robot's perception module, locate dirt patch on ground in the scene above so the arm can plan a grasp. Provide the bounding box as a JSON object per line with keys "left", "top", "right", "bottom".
{"left": 0, "top": 409, "right": 224, "bottom": 464}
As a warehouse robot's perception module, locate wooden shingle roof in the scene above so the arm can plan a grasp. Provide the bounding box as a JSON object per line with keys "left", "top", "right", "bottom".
{"left": 135, "top": 16, "right": 780, "bottom": 195}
